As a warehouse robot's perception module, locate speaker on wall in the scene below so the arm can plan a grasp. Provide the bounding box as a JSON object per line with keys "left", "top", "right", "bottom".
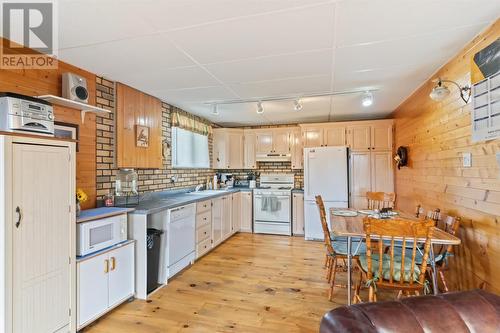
{"left": 62, "top": 73, "right": 89, "bottom": 103}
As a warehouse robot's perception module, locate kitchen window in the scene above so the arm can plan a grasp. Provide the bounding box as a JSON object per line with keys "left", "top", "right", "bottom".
{"left": 172, "top": 127, "right": 209, "bottom": 168}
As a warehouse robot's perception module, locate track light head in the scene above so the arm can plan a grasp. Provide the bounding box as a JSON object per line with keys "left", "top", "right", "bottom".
{"left": 256, "top": 101, "right": 264, "bottom": 114}
{"left": 293, "top": 99, "right": 303, "bottom": 111}
{"left": 361, "top": 91, "right": 373, "bottom": 107}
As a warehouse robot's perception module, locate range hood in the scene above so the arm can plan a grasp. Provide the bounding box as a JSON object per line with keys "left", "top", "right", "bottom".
{"left": 256, "top": 153, "right": 291, "bottom": 162}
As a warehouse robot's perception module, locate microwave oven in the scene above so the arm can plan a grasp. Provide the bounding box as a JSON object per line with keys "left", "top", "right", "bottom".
{"left": 77, "top": 214, "right": 128, "bottom": 257}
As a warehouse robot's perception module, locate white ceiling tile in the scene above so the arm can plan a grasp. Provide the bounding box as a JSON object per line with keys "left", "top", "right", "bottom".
{"left": 336, "top": 0, "right": 500, "bottom": 47}
{"left": 58, "top": 0, "right": 158, "bottom": 49}
{"left": 58, "top": 34, "right": 195, "bottom": 78}
{"left": 204, "top": 49, "right": 333, "bottom": 83}
{"left": 168, "top": 3, "right": 335, "bottom": 63}
{"left": 143, "top": 0, "right": 334, "bottom": 32}
{"left": 151, "top": 86, "right": 237, "bottom": 104}
{"left": 124, "top": 66, "right": 221, "bottom": 91}
{"left": 228, "top": 75, "right": 332, "bottom": 99}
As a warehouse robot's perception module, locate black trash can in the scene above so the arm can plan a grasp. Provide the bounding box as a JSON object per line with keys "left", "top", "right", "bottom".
{"left": 146, "top": 228, "right": 163, "bottom": 294}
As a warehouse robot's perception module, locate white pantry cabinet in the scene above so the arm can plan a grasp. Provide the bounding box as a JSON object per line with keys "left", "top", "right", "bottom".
{"left": 77, "top": 241, "right": 135, "bottom": 330}
{"left": 0, "top": 135, "right": 76, "bottom": 333}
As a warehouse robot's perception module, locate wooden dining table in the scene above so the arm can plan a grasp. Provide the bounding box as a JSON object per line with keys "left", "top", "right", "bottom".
{"left": 329, "top": 208, "right": 461, "bottom": 305}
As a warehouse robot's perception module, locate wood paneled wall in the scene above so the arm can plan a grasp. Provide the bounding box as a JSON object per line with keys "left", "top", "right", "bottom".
{"left": 0, "top": 38, "right": 97, "bottom": 208}
{"left": 391, "top": 20, "right": 500, "bottom": 293}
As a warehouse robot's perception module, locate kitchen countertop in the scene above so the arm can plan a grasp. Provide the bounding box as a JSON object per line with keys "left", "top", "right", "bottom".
{"left": 77, "top": 206, "right": 135, "bottom": 223}
{"left": 128, "top": 188, "right": 243, "bottom": 215}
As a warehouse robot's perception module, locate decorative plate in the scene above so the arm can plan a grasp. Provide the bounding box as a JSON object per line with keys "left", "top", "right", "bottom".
{"left": 332, "top": 210, "right": 358, "bottom": 217}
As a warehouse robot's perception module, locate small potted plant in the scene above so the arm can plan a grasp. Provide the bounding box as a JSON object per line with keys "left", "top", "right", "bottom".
{"left": 76, "top": 188, "right": 88, "bottom": 217}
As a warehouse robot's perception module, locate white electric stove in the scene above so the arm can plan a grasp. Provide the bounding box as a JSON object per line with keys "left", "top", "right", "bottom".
{"left": 253, "top": 174, "right": 294, "bottom": 236}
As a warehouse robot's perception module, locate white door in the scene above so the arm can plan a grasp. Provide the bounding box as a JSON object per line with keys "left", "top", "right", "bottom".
{"left": 272, "top": 129, "right": 291, "bottom": 154}
{"left": 304, "top": 147, "right": 348, "bottom": 203}
{"left": 212, "top": 198, "right": 223, "bottom": 246}
{"left": 13, "top": 144, "right": 71, "bottom": 333}
{"left": 350, "top": 151, "right": 372, "bottom": 209}
{"left": 243, "top": 132, "right": 257, "bottom": 169}
{"left": 324, "top": 126, "right": 346, "bottom": 146}
{"left": 371, "top": 124, "right": 393, "bottom": 151}
{"left": 240, "top": 192, "right": 253, "bottom": 232}
{"left": 77, "top": 255, "right": 109, "bottom": 327}
{"left": 347, "top": 125, "right": 371, "bottom": 151}
{"left": 231, "top": 193, "right": 241, "bottom": 233}
{"left": 371, "top": 151, "right": 394, "bottom": 193}
{"left": 227, "top": 131, "right": 244, "bottom": 169}
{"left": 108, "top": 243, "right": 135, "bottom": 307}
{"left": 221, "top": 196, "right": 232, "bottom": 239}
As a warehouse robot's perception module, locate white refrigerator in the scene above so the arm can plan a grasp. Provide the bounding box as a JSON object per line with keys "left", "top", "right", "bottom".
{"left": 304, "top": 146, "right": 349, "bottom": 240}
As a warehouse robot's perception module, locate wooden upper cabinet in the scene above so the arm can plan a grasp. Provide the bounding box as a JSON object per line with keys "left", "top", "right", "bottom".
{"left": 273, "top": 128, "right": 291, "bottom": 154}
{"left": 255, "top": 131, "right": 274, "bottom": 154}
{"left": 227, "top": 131, "right": 244, "bottom": 169}
{"left": 302, "top": 126, "right": 323, "bottom": 148}
{"left": 347, "top": 121, "right": 393, "bottom": 151}
{"left": 324, "top": 125, "right": 346, "bottom": 146}
{"left": 116, "top": 83, "right": 163, "bottom": 169}
{"left": 347, "top": 125, "right": 371, "bottom": 151}
{"left": 255, "top": 128, "right": 291, "bottom": 154}
{"left": 371, "top": 123, "right": 393, "bottom": 151}
{"left": 212, "top": 128, "right": 243, "bottom": 169}
{"left": 291, "top": 129, "right": 303, "bottom": 169}
{"left": 243, "top": 130, "right": 257, "bottom": 169}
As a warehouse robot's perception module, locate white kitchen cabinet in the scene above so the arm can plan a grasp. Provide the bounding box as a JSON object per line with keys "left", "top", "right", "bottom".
{"left": 77, "top": 241, "right": 135, "bottom": 330}
{"left": 291, "top": 129, "right": 303, "bottom": 170}
{"left": 231, "top": 192, "right": 241, "bottom": 233}
{"left": 300, "top": 124, "right": 346, "bottom": 148}
{"left": 243, "top": 130, "right": 257, "bottom": 169}
{"left": 222, "top": 195, "right": 232, "bottom": 240}
{"left": 212, "top": 197, "right": 223, "bottom": 246}
{"left": 0, "top": 135, "right": 76, "bottom": 333}
{"left": 212, "top": 128, "right": 244, "bottom": 169}
{"left": 196, "top": 200, "right": 212, "bottom": 259}
{"left": 292, "top": 192, "right": 304, "bottom": 236}
{"left": 347, "top": 121, "right": 393, "bottom": 152}
{"left": 350, "top": 151, "right": 394, "bottom": 209}
{"left": 240, "top": 191, "right": 253, "bottom": 233}
{"left": 255, "top": 128, "right": 292, "bottom": 154}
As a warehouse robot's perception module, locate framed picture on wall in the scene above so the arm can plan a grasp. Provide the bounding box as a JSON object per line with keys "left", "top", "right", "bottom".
{"left": 136, "top": 125, "right": 149, "bottom": 147}
{"left": 54, "top": 121, "right": 79, "bottom": 152}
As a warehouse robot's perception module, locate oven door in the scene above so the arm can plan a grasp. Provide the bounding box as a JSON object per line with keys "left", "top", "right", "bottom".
{"left": 253, "top": 193, "right": 291, "bottom": 223}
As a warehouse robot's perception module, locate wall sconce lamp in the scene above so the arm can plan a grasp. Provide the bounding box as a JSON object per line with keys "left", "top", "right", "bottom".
{"left": 429, "top": 78, "right": 471, "bottom": 103}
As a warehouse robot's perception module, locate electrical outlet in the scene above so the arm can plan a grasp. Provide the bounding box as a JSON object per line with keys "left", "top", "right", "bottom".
{"left": 462, "top": 152, "right": 472, "bottom": 167}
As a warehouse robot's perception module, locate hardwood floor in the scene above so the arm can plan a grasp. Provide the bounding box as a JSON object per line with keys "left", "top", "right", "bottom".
{"left": 84, "top": 233, "right": 361, "bottom": 332}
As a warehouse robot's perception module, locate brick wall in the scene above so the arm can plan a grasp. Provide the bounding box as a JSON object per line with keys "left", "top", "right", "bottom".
{"left": 95, "top": 76, "right": 214, "bottom": 202}
{"left": 224, "top": 162, "right": 303, "bottom": 189}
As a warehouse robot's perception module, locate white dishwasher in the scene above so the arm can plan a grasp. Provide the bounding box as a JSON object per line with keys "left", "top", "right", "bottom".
{"left": 154, "top": 203, "right": 196, "bottom": 284}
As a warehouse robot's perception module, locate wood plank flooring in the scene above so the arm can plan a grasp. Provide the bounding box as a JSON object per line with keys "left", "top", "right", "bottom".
{"left": 83, "top": 233, "right": 377, "bottom": 332}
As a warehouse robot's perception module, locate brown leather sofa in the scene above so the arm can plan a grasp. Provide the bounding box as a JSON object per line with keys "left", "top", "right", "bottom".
{"left": 320, "top": 290, "right": 500, "bottom": 333}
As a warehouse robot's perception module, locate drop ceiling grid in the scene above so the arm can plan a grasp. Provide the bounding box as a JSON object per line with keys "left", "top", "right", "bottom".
{"left": 53, "top": 0, "right": 500, "bottom": 126}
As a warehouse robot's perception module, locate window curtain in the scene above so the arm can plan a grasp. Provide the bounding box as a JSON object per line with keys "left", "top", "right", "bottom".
{"left": 172, "top": 110, "right": 212, "bottom": 136}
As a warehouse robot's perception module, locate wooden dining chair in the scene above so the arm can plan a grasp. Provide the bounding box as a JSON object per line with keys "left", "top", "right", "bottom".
{"left": 353, "top": 217, "right": 434, "bottom": 303}
{"left": 434, "top": 216, "right": 461, "bottom": 292}
{"left": 316, "top": 195, "right": 365, "bottom": 301}
{"left": 366, "top": 192, "right": 396, "bottom": 210}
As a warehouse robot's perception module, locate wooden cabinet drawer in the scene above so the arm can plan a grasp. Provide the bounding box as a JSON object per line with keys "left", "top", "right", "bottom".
{"left": 196, "top": 210, "right": 211, "bottom": 228}
{"left": 197, "top": 200, "right": 211, "bottom": 214}
{"left": 196, "top": 223, "right": 211, "bottom": 243}
{"left": 196, "top": 238, "right": 212, "bottom": 258}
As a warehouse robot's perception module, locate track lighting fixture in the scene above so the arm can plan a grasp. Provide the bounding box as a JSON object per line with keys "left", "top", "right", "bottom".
{"left": 361, "top": 91, "right": 373, "bottom": 107}
{"left": 430, "top": 78, "right": 471, "bottom": 103}
{"left": 256, "top": 101, "right": 264, "bottom": 114}
{"left": 211, "top": 104, "right": 219, "bottom": 115}
{"left": 293, "top": 99, "right": 303, "bottom": 111}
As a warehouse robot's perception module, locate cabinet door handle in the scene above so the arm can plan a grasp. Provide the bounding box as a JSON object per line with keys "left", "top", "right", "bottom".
{"left": 110, "top": 257, "right": 116, "bottom": 271}
{"left": 104, "top": 259, "right": 109, "bottom": 273}
{"left": 15, "top": 206, "right": 22, "bottom": 228}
